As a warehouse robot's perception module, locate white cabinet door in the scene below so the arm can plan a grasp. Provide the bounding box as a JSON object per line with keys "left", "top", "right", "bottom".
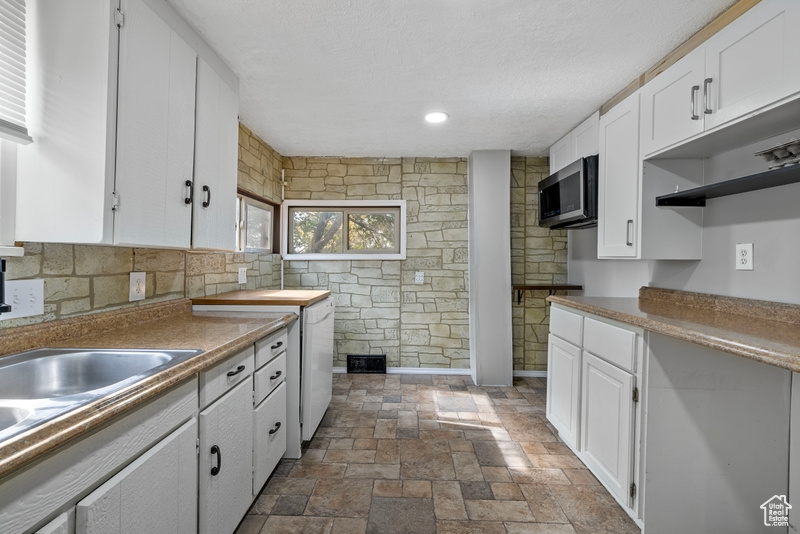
{"left": 16, "top": 0, "right": 118, "bottom": 245}
{"left": 546, "top": 334, "right": 582, "bottom": 450}
{"left": 192, "top": 58, "right": 239, "bottom": 251}
{"left": 36, "top": 512, "right": 71, "bottom": 534}
{"left": 253, "top": 382, "right": 287, "bottom": 495}
{"left": 597, "top": 91, "right": 640, "bottom": 258}
{"left": 549, "top": 134, "right": 572, "bottom": 174}
{"left": 199, "top": 378, "right": 254, "bottom": 534}
{"left": 791, "top": 372, "right": 800, "bottom": 533}
{"left": 75, "top": 418, "right": 198, "bottom": 534}
{"left": 573, "top": 111, "right": 600, "bottom": 159}
{"left": 705, "top": 0, "right": 800, "bottom": 130}
{"left": 640, "top": 49, "right": 705, "bottom": 156}
{"left": 114, "top": 0, "right": 197, "bottom": 248}
{"left": 580, "top": 352, "right": 634, "bottom": 507}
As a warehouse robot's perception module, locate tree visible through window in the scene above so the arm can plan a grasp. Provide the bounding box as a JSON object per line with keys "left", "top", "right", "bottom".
{"left": 288, "top": 205, "right": 401, "bottom": 256}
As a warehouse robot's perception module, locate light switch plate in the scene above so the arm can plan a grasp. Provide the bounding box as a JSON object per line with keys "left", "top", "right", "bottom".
{"left": 129, "top": 272, "right": 146, "bottom": 301}
{"left": 414, "top": 271, "right": 424, "bottom": 284}
{"left": 0, "top": 279, "right": 44, "bottom": 320}
{"left": 238, "top": 267, "right": 247, "bottom": 284}
{"left": 735, "top": 243, "right": 753, "bottom": 271}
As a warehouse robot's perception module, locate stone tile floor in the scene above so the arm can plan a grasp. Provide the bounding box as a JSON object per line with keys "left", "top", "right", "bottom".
{"left": 235, "top": 373, "right": 641, "bottom": 534}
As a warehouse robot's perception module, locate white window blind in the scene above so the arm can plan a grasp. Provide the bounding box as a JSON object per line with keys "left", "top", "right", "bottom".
{"left": 0, "top": 0, "right": 31, "bottom": 144}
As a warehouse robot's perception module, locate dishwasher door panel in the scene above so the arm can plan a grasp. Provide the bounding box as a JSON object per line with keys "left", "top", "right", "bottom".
{"left": 301, "top": 297, "right": 335, "bottom": 441}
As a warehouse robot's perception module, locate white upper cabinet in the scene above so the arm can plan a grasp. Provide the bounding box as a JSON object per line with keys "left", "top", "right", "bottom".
{"left": 640, "top": 0, "right": 800, "bottom": 157}
{"left": 549, "top": 111, "right": 599, "bottom": 173}
{"left": 549, "top": 135, "right": 572, "bottom": 174}
{"left": 704, "top": 0, "right": 800, "bottom": 130}
{"left": 114, "top": 0, "right": 196, "bottom": 248}
{"left": 640, "top": 48, "right": 706, "bottom": 157}
{"left": 16, "top": 0, "right": 239, "bottom": 250}
{"left": 17, "top": 0, "right": 119, "bottom": 244}
{"left": 597, "top": 92, "right": 640, "bottom": 259}
{"left": 192, "top": 59, "right": 239, "bottom": 251}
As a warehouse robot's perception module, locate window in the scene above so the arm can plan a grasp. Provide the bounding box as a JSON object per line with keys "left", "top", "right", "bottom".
{"left": 236, "top": 193, "right": 277, "bottom": 253}
{"left": 0, "top": 0, "right": 32, "bottom": 144}
{"left": 282, "top": 200, "right": 406, "bottom": 260}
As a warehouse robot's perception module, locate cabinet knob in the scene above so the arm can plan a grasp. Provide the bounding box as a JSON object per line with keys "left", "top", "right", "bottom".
{"left": 210, "top": 445, "right": 222, "bottom": 476}
{"left": 703, "top": 78, "right": 713, "bottom": 115}
{"left": 227, "top": 364, "right": 246, "bottom": 377}
{"left": 690, "top": 85, "right": 700, "bottom": 120}
{"left": 184, "top": 180, "right": 193, "bottom": 205}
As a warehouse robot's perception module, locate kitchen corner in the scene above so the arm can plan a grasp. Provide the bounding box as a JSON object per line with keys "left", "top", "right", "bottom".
{"left": 0, "top": 298, "right": 296, "bottom": 533}
{"left": 546, "top": 286, "right": 800, "bottom": 533}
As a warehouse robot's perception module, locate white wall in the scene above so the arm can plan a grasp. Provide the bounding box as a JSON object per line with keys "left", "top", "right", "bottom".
{"left": 568, "top": 129, "right": 800, "bottom": 305}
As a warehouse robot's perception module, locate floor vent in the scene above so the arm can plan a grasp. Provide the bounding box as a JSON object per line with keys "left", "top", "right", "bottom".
{"left": 347, "top": 354, "right": 387, "bottom": 374}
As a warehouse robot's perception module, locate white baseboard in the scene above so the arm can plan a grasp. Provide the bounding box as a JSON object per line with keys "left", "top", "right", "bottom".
{"left": 333, "top": 367, "right": 471, "bottom": 375}
{"left": 333, "top": 367, "right": 547, "bottom": 378}
{"left": 513, "top": 371, "right": 548, "bottom": 378}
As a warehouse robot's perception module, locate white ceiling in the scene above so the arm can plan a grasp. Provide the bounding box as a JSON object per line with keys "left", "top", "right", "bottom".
{"left": 167, "top": 0, "right": 737, "bottom": 158}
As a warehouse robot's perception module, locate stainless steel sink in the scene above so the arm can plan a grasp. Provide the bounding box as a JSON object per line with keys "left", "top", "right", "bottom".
{"left": 0, "top": 348, "right": 203, "bottom": 442}
{"left": 0, "top": 406, "right": 31, "bottom": 434}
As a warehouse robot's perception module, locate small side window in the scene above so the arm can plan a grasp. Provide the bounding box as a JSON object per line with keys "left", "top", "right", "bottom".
{"left": 236, "top": 193, "right": 277, "bottom": 253}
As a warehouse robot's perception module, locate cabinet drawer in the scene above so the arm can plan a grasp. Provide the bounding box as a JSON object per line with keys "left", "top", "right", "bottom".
{"left": 254, "top": 352, "right": 286, "bottom": 406}
{"left": 200, "top": 346, "right": 254, "bottom": 409}
{"left": 550, "top": 306, "right": 583, "bottom": 346}
{"left": 253, "top": 382, "right": 287, "bottom": 495}
{"left": 583, "top": 317, "right": 637, "bottom": 372}
{"left": 255, "top": 328, "right": 288, "bottom": 368}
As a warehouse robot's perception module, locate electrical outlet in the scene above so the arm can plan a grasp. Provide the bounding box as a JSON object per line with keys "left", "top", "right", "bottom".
{"left": 414, "top": 271, "right": 424, "bottom": 284}
{"left": 129, "top": 272, "right": 146, "bottom": 301}
{"left": 0, "top": 279, "right": 44, "bottom": 320}
{"left": 735, "top": 243, "right": 754, "bottom": 271}
{"left": 238, "top": 267, "right": 247, "bottom": 284}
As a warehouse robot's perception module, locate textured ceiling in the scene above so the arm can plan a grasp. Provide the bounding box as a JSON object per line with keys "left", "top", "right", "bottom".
{"left": 167, "top": 0, "right": 737, "bottom": 157}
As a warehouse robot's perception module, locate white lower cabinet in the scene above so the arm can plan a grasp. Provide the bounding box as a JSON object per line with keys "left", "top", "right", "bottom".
{"left": 580, "top": 352, "right": 634, "bottom": 506}
{"left": 36, "top": 512, "right": 71, "bottom": 534}
{"left": 546, "top": 334, "right": 582, "bottom": 450}
{"left": 545, "top": 305, "right": 642, "bottom": 524}
{"left": 253, "top": 382, "right": 287, "bottom": 494}
{"left": 199, "top": 378, "right": 254, "bottom": 534}
{"left": 76, "top": 418, "right": 198, "bottom": 534}
{"left": 2, "top": 327, "right": 294, "bottom": 534}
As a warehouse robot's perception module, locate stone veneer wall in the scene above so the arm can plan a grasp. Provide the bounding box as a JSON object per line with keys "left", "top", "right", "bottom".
{"left": 510, "top": 157, "right": 568, "bottom": 371}
{"left": 282, "top": 157, "right": 470, "bottom": 370}
{"left": 0, "top": 125, "right": 284, "bottom": 329}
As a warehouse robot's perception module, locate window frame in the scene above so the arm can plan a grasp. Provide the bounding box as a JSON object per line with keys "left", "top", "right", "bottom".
{"left": 236, "top": 190, "right": 279, "bottom": 254}
{"left": 281, "top": 199, "right": 406, "bottom": 260}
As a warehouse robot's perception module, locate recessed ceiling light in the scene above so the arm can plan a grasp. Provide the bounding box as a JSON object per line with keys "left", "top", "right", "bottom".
{"left": 425, "top": 111, "right": 449, "bottom": 124}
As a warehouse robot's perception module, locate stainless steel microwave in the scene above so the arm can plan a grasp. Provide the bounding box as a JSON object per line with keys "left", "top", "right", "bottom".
{"left": 538, "top": 155, "right": 598, "bottom": 229}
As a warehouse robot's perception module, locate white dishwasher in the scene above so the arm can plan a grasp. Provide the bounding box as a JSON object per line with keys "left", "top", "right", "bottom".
{"left": 193, "top": 294, "right": 335, "bottom": 458}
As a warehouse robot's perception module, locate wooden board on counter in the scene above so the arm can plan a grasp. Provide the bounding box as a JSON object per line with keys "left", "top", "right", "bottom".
{"left": 191, "top": 290, "right": 331, "bottom": 307}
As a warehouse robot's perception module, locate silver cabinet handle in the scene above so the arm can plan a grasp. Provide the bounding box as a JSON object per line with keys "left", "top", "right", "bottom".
{"left": 626, "top": 220, "right": 634, "bottom": 247}
{"left": 690, "top": 85, "right": 700, "bottom": 120}
{"left": 703, "top": 78, "right": 713, "bottom": 115}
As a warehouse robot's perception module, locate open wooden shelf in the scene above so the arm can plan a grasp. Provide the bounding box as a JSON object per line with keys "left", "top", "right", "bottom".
{"left": 512, "top": 285, "right": 583, "bottom": 304}
{"left": 655, "top": 164, "right": 800, "bottom": 207}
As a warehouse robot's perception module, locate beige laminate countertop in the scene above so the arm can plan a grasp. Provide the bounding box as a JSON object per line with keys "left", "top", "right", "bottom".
{"left": 0, "top": 299, "right": 297, "bottom": 480}
{"left": 548, "top": 287, "right": 800, "bottom": 373}
{"left": 192, "top": 289, "right": 331, "bottom": 307}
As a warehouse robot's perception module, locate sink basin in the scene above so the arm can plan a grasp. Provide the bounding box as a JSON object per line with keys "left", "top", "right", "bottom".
{"left": 0, "top": 349, "right": 198, "bottom": 399}
{"left": 0, "top": 406, "right": 31, "bottom": 434}
{"left": 0, "top": 348, "right": 203, "bottom": 442}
